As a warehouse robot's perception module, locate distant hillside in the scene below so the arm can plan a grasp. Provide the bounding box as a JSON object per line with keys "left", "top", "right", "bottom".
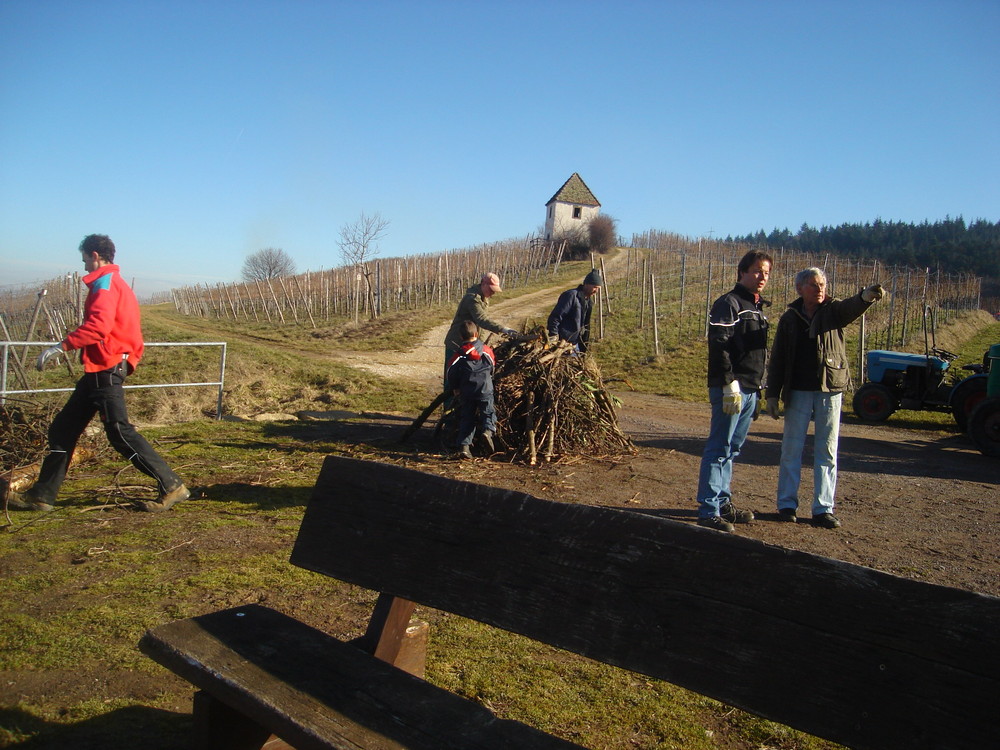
{"left": 727, "top": 217, "right": 1000, "bottom": 279}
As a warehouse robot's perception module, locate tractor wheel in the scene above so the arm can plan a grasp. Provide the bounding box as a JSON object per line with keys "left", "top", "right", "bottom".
{"left": 968, "top": 397, "right": 1000, "bottom": 457}
{"left": 852, "top": 383, "right": 897, "bottom": 422}
{"left": 951, "top": 376, "right": 987, "bottom": 432}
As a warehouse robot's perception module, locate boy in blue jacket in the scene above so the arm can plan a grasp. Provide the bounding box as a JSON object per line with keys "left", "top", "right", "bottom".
{"left": 445, "top": 320, "right": 497, "bottom": 458}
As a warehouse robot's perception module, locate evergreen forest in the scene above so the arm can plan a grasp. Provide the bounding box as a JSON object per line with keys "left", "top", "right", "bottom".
{"left": 728, "top": 217, "right": 1000, "bottom": 279}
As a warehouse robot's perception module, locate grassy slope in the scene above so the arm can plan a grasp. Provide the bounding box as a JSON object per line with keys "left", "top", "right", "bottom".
{"left": 3, "top": 269, "right": 997, "bottom": 749}
{"left": 129, "top": 258, "right": 596, "bottom": 421}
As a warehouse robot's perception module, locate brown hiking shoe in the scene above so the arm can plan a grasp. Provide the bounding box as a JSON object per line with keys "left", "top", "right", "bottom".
{"left": 720, "top": 502, "right": 754, "bottom": 524}
{"left": 479, "top": 430, "right": 495, "bottom": 453}
{"left": 697, "top": 516, "right": 735, "bottom": 533}
{"left": 778, "top": 508, "right": 798, "bottom": 522}
{"left": 5, "top": 491, "right": 54, "bottom": 512}
{"left": 137, "top": 484, "right": 190, "bottom": 513}
{"left": 812, "top": 512, "right": 841, "bottom": 529}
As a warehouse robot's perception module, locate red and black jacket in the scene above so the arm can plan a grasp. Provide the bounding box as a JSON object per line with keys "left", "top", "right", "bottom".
{"left": 446, "top": 340, "right": 496, "bottom": 400}
{"left": 63, "top": 264, "right": 144, "bottom": 374}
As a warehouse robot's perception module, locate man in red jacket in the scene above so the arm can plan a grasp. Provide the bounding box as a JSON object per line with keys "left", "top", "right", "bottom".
{"left": 7, "top": 235, "right": 189, "bottom": 513}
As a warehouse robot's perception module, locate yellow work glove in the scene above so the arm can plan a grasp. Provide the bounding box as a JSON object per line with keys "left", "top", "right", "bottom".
{"left": 721, "top": 380, "right": 742, "bottom": 415}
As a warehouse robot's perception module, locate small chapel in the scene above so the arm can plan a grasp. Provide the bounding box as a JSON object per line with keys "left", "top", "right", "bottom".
{"left": 543, "top": 173, "right": 601, "bottom": 241}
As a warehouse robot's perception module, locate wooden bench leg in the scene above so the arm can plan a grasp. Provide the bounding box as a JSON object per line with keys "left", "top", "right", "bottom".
{"left": 193, "top": 690, "right": 294, "bottom": 750}
{"left": 392, "top": 620, "right": 429, "bottom": 679}
{"left": 357, "top": 593, "right": 429, "bottom": 677}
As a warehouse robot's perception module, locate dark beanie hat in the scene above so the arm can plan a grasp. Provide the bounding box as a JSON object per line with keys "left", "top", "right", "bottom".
{"left": 584, "top": 269, "right": 603, "bottom": 286}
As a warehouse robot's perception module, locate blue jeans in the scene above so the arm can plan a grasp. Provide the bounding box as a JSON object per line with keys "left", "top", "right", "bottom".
{"left": 456, "top": 395, "right": 497, "bottom": 447}
{"left": 777, "top": 390, "right": 842, "bottom": 516}
{"left": 697, "top": 386, "right": 758, "bottom": 519}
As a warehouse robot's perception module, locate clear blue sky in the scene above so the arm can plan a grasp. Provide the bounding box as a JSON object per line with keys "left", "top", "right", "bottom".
{"left": 2, "top": 0, "right": 997, "bottom": 296}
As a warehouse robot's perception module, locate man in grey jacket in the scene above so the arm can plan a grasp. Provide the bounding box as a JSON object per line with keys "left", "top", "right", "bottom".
{"left": 765, "top": 268, "right": 883, "bottom": 528}
{"left": 444, "top": 273, "right": 517, "bottom": 374}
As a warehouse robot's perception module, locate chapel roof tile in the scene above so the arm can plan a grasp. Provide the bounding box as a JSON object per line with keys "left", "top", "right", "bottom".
{"left": 546, "top": 172, "right": 600, "bottom": 207}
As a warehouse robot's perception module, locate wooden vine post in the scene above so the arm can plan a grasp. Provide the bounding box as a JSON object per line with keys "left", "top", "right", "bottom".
{"left": 266, "top": 279, "right": 285, "bottom": 324}
{"left": 600, "top": 256, "right": 612, "bottom": 314}
{"left": 292, "top": 276, "right": 316, "bottom": 329}
{"left": 650, "top": 273, "right": 660, "bottom": 357}
{"left": 678, "top": 252, "right": 687, "bottom": 344}
{"left": 20, "top": 290, "right": 47, "bottom": 366}
{"left": 704, "top": 260, "right": 714, "bottom": 339}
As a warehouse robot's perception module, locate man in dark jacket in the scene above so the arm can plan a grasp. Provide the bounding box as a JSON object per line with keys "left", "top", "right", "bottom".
{"left": 7, "top": 234, "right": 189, "bottom": 513}
{"left": 446, "top": 320, "right": 497, "bottom": 459}
{"left": 547, "top": 269, "right": 602, "bottom": 352}
{"left": 765, "top": 268, "right": 883, "bottom": 528}
{"left": 696, "top": 250, "right": 772, "bottom": 532}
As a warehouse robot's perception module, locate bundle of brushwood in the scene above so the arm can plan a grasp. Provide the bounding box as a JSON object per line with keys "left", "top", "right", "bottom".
{"left": 493, "top": 328, "right": 635, "bottom": 464}
{"left": 1, "top": 400, "right": 92, "bottom": 501}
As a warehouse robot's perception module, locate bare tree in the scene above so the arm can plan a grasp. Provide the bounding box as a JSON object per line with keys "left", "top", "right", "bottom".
{"left": 338, "top": 212, "right": 389, "bottom": 319}
{"left": 241, "top": 247, "right": 296, "bottom": 282}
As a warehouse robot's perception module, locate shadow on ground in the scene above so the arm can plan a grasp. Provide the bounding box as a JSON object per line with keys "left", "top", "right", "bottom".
{"left": 0, "top": 705, "right": 189, "bottom": 750}
{"left": 633, "top": 430, "right": 994, "bottom": 484}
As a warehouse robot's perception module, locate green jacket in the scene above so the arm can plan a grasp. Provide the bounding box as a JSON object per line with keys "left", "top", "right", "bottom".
{"left": 444, "top": 285, "right": 506, "bottom": 351}
{"left": 766, "top": 292, "right": 874, "bottom": 400}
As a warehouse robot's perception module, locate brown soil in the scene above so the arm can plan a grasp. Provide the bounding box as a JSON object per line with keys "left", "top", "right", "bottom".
{"left": 386, "top": 390, "right": 998, "bottom": 598}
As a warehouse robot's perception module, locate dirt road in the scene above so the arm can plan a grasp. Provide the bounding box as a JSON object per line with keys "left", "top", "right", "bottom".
{"left": 336, "top": 256, "right": 625, "bottom": 392}
{"left": 386, "top": 386, "right": 998, "bottom": 597}
{"left": 333, "top": 283, "right": 574, "bottom": 391}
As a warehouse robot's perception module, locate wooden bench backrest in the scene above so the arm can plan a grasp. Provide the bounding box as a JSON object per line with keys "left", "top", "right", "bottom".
{"left": 290, "top": 456, "right": 1000, "bottom": 750}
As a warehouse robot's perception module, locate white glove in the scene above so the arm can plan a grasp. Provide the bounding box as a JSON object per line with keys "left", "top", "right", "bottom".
{"left": 766, "top": 397, "right": 780, "bottom": 420}
{"left": 502, "top": 327, "right": 519, "bottom": 337}
{"left": 721, "top": 380, "right": 742, "bottom": 415}
{"left": 547, "top": 334, "right": 559, "bottom": 346}
{"left": 36, "top": 344, "right": 64, "bottom": 371}
{"left": 861, "top": 284, "right": 884, "bottom": 303}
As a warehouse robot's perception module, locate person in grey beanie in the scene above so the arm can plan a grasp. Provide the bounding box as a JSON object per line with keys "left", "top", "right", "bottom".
{"left": 547, "top": 269, "right": 602, "bottom": 352}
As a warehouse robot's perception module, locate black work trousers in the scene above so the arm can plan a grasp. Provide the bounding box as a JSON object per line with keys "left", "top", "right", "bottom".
{"left": 29, "top": 363, "right": 182, "bottom": 503}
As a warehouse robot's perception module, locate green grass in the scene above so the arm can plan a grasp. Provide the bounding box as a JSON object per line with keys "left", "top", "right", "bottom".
{"left": 0, "top": 414, "right": 843, "bottom": 749}
{"left": 424, "top": 614, "right": 839, "bottom": 750}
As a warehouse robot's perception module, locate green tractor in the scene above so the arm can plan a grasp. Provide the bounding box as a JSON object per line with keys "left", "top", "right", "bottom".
{"left": 968, "top": 343, "right": 1000, "bottom": 456}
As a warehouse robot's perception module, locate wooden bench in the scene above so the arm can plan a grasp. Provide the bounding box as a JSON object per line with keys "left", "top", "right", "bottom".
{"left": 140, "top": 455, "right": 1000, "bottom": 750}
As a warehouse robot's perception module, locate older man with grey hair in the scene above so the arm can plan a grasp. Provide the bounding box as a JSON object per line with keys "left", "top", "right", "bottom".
{"left": 444, "top": 272, "right": 518, "bottom": 374}
{"left": 765, "top": 267, "right": 884, "bottom": 528}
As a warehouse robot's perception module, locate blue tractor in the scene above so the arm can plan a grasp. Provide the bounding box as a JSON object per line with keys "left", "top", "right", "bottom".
{"left": 852, "top": 347, "right": 989, "bottom": 430}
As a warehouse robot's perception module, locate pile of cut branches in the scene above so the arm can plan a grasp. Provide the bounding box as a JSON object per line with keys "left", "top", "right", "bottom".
{"left": 0, "top": 400, "right": 105, "bottom": 505}
{"left": 1, "top": 400, "right": 54, "bottom": 505}
{"left": 493, "top": 328, "right": 634, "bottom": 464}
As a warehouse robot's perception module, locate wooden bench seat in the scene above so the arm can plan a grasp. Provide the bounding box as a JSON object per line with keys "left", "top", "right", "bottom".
{"left": 141, "top": 455, "right": 1000, "bottom": 749}
{"left": 143, "top": 604, "right": 577, "bottom": 750}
